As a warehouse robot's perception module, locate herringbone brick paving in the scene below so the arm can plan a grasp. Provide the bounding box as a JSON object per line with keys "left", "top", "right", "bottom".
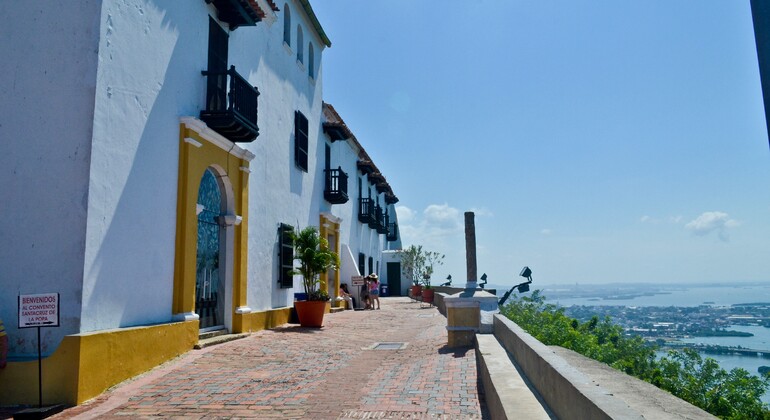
{"left": 49, "top": 297, "right": 489, "bottom": 419}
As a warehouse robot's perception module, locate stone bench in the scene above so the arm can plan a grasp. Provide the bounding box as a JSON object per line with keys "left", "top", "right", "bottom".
{"left": 476, "top": 334, "right": 552, "bottom": 419}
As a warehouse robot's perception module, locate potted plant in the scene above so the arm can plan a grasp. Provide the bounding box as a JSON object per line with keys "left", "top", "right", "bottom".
{"left": 289, "top": 226, "right": 339, "bottom": 327}
{"left": 421, "top": 272, "right": 434, "bottom": 304}
{"left": 419, "top": 251, "right": 444, "bottom": 304}
{"left": 399, "top": 245, "right": 425, "bottom": 299}
{"left": 398, "top": 245, "right": 444, "bottom": 302}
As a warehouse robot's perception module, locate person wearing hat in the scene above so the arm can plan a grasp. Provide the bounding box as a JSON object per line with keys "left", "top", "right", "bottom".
{"left": 367, "top": 273, "right": 380, "bottom": 310}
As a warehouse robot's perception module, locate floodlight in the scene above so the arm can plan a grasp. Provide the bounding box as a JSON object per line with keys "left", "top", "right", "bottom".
{"left": 440, "top": 274, "right": 452, "bottom": 287}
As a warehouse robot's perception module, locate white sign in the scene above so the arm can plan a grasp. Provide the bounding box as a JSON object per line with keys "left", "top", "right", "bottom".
{"left": 351, "top": 276, "right": 365, "bottom": 286}
{"left": 19, "top": 293, "right": 60, "bottom": 328}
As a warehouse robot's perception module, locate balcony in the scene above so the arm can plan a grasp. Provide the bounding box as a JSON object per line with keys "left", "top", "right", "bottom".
{"left": 206, "top": 0, "right": 265, "bottom": 30}
{"left": 358, "top": 198, "right": 376, "bottom": 225}
{"left": 387, "top": 222, "right": 398, "bottom": 242}
{"left": 200, "top": 65, "right": 260, "bottom": 142}
{"left": 324, "top": 167, "right": 349, "bottom": 204}
{"left": 376, "top": 208, "right": 388, "bottom": 234}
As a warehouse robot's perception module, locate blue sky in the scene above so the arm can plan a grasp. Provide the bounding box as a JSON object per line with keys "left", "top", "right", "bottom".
{"left": 312, "top": 1, "right": 770, "bottom": 286}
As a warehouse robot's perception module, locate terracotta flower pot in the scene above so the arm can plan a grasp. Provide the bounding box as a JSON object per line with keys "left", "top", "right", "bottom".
{"left": 295, "top": 300, "right": 326, "bottom": 328}
{"left": 411, "top": 285, "right": 423, "bottom": 299}
{"left": 421, "top": 288, "right": 435, "bottom": 304}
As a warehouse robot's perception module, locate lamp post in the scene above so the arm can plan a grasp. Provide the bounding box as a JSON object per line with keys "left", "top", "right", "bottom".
{"left": 498, "top": 266, "right": 533, "bottom": 307}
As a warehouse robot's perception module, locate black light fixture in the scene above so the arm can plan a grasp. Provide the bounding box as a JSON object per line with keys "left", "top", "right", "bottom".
{"left": 518, "top": 266, "right": 532, "bottom": 293}
{"left": 498, "top": 266, "right": 534, "bottom": 307}
{"left": 479, "top": 273, "right": 488, "bottom": 289}
{"left": 440, "top": 274, "right": 452, "bottom": 287}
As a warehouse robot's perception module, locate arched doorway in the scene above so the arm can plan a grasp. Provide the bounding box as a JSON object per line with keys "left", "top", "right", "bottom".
{"left": 196, "top": 168, "right": 225, "bottom": 330}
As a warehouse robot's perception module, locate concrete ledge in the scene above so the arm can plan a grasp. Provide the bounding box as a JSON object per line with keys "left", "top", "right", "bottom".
{"left": 493, "top": 314, "right": 643, "bottom": 420}
{"left": 492, "top": 315, "right": 717, "bottom": 419}
{"left": 476, "top": 335, "right": 551, "bottom": 420}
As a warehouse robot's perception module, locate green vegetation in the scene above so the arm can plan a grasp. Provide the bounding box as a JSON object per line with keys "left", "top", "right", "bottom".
{"left": 500, "top": 291, "right": 770, "bottom": 419}
{"left": 397, "top": 245, "right": 444, "bottom": 288}
{"left": 288, "top": 226, "right": 339, "bottom": 301}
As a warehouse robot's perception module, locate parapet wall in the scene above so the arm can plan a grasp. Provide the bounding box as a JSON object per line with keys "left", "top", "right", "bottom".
{"left": 491, "top": 314, "right": 715, "bottom": 420}
{"left": 492, "top": 314, "right": 638, "bottom": 419}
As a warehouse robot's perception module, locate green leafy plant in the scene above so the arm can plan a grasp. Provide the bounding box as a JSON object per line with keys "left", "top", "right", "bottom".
{"left": 289, "top": 226, "right": 339, "bottom": 301}
{"left": 398, "top": 245, "right": 444, "bottom": 288}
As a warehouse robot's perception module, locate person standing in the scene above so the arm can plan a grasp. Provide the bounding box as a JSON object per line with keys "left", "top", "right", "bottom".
{"left": 368, "top": 273, "right": 381, "bottom": 310}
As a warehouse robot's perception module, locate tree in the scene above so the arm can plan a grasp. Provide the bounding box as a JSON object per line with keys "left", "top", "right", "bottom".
{"left": 397, "top": 245, "right": 444, "bottom": 287}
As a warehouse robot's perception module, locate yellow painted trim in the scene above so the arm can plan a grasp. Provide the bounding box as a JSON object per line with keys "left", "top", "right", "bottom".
{"left": 319, "top": 215, "right": 341, "bottom": 301}
{"left": 174, "top": 123, "right": 250, "bottom": 324}
{"left": 234, "top": 307, "right": 292, "bottom": 332}
{"left": 0, "top": 321, "right": 197, "bottom": 406}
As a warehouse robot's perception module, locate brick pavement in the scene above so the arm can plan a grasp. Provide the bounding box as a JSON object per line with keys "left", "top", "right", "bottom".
{"left": 46, "top": 297, "right": 489, "bottom": 419}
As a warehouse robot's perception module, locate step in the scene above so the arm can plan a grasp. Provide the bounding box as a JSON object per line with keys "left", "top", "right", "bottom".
{"left": 475, "top": 334, "right": 552, "bottom": 420}
{"left": 194, "top": 332, "right": 249, "bottom": 349}
{"left": 198, "top": 328, "right": 228, "bottom": 340}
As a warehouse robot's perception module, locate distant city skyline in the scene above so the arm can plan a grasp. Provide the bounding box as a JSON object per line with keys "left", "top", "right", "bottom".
{"left": 313, "top": 1, "right": 770, "bottom": 285}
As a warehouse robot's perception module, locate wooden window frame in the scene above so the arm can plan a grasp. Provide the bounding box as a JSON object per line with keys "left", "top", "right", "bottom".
{"left": 279, "top": 223, "right": 294, "bottom": 288}
{"left": 294, "top": 111, "right": 309, "bottom": 172}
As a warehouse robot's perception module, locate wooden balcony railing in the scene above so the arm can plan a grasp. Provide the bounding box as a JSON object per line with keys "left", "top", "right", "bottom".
{"left": 200, "top": 65, "right": 260, "bottom": 142}
{"left": 358, "top": 198, "right": 376, "bottom": 225}
{"left": 324, "top": 168, "right": 349, "bottom": 204}
{"left": 387, "top": 222, "right": 398, "bottom": 242}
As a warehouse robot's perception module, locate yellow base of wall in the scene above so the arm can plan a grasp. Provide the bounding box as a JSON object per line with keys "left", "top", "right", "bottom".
{"left": 0, "top": 321, "right": 198, "bottom": 406}
{"left": 1, "top": 307, "right": 300, "bottom": 407}
{"left": 233, "top": 307, "right": 292, "bottom": 333}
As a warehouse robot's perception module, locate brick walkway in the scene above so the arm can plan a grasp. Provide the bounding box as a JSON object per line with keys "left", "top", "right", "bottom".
{"left": 47, "top": 297, "right": 488, "bottom": 419}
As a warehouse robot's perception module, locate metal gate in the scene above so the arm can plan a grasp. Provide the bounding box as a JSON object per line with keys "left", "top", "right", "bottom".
{"left": 196, "top": 169, "right": 224, "bottom": 330}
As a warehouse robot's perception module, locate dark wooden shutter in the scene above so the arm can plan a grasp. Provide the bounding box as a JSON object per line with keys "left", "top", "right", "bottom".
{"left": 279, "top": 223, "right": 294, "bottom": 288}
{"left": 206, "top": 17, "right": 229, "bottom": 112}
{"left": 295, "top": 111, "right": 309, "bottom": 171}
{"left": 358, "top": 253, "right": 365, "bottom": 277}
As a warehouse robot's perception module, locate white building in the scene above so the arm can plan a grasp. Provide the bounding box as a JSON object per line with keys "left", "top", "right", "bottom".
{"left": 0, "top": 0, "right": 400, "bottom": 406}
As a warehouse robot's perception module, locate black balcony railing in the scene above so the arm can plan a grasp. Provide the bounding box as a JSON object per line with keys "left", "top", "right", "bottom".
{"left": 200, "top": 65, "right": 260, "bottom": 142}
{"left": 324, "top": 167, "right": 349, "bottom": 204}
{"left": 387, "top": 222, "right": 398, "bottom": 242}
{"left": 359, "top": 198, "right": 376, "bottom": 225}
{"left": 374, "top": 205, "right": 387, "bottom": 233}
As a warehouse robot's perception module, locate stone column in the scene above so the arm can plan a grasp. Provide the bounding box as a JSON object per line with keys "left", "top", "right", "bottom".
{"left": 465, "top": 211, "right": 477, "bottom": 289}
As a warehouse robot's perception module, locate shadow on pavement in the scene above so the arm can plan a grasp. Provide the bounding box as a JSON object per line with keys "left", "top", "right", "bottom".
{"left": 438, "top": 344, "right": 473, "bottom": 358}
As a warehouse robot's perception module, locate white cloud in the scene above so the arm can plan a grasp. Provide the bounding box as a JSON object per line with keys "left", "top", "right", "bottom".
{"left": 398, "top": 203, "right": 464, "bottom": 250}
{"left": 396, "top": 205, "right": 416, "bottom": 223}
{"left": 541, "top": 229, "right": 552, "bottom": 235}
{"left": 685, "top": 211, "right": 740, "bottom": 241}
{"left": 423, "top": 204, "right": 462, "bottom": 231}
{"left": 640, "top": 215, "right": 651, "bottom": 223}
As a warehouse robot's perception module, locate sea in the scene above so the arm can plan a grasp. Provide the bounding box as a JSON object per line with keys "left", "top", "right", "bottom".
{"left": 490, "top": 282, "right": 770, "bottom": 404}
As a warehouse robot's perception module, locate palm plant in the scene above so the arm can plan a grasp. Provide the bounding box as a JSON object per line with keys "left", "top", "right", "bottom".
{"left": 289, "top": 226, "right": 340, "bottom": 301}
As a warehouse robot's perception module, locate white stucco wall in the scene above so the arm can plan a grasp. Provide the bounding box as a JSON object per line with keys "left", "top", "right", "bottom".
{"left": 79, "top": 0, "right": 216, "bottom": 332}
{"left": 0, "top": 0, "right": 101, "bottom": 356}
{"left": 226, "top": 1, "right": 327, "bottom": 311}
{"left": 0, "top": 0, "right": 398, "bottom": 356}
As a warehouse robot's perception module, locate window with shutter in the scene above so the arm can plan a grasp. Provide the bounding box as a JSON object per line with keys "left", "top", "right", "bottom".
{"left": 358, "top": 253, "right": 366, "bottom": 277}
{"left": 294, "top": 111, "right": 309, "bottom": 171}
{"left": 279, "top": 223, "right": 295, "bottom": 288}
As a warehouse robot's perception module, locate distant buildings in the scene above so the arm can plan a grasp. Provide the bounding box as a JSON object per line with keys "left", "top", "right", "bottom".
{"left": 0, "top": 0, "right": 401, "bottom": 405}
